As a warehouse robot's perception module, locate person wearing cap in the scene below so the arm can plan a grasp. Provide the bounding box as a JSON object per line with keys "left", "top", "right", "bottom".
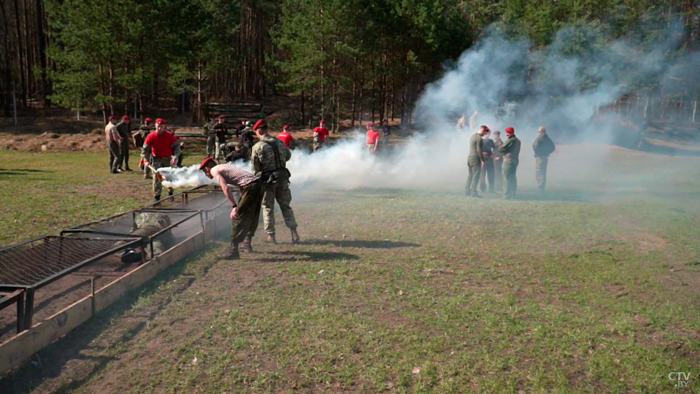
{"left": 532, "top": 126, "right": 555, "bottom": 192}
{"left": 116, "top": 115, "right": 132, "bottom": 171}
{"left": 313, "top": 120, "right": 329, "bottom": 152}
{"left": 142, "top": 118, "right": 181, "bottom": 202}
{"left": 499, "top": 126, "right": 521, "bottom": 200}
{"left": 277, "top": 125, "right": 293, "bottom": 148}
{"left": 200, "top": 157, "right": 264, "bottom": 259}
{"left": 134, "top": 117, "right": 154, "bottom": 176}
{"left": 479, "top": 128, "right": 496, "bottom": 193}
{"left": 239, "top": 120, "right": 257, "bottom": 154}
{"left": 223, "top": 140, "right": 249, "bottom": 163}
{"left": 202, "top": 116, "right": 217, "bottom": 158}
{"left": 492, "top": 130, "right": 504, "bottom": 192}
{"left": 213, "top": 115, "right": 229, "bottom": 161}
{"left": 105, "top": 115, "right": 122, "bottom": 174}
{"left": 250, "top": 119, "right": 300, "bottom": 244}
{"left": 366, "top": 123, "right": 380, "bottom": 153}
{"left": 466, "top": 125, "right": 489, "bottom": 197}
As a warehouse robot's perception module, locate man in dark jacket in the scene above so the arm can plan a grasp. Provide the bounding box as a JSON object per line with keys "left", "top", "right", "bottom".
{"left": 532, "top": 126, "right": 556, "bottom": 192}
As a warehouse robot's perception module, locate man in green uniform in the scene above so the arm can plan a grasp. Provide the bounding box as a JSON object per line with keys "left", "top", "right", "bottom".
{"left": 480, "top": 128, "right": 496, "bottom": 193}
{"left": 202, "top": 117, "right": 217, "bottom": 158}
{"left": 492, "top": 130, "right": 504, "bottom": 192}
{"left": 142, "top": 118, "right": 181, "bottom": 202}
{"left": 499, "top": 126, "right": 521, "bottom": 200}
{"left": 250, "top": 119, "right": 300, "bottom": 244}
{"left": 532, "top": 126, "right": 556, "bottom": 192}
{"left": 116, "top": 115, "right": 132, "bottom": 171}
{"left": 134, "top": 117, "right": 154, "bottom": 178}
{"left": 465, "top": 125, "right": 488, "bottom": 197}
{"left": 200, "top": 157, "right": 264, "bottom": 259}
{"left": 213, "top": 116, "right": 229, "bottom": 160}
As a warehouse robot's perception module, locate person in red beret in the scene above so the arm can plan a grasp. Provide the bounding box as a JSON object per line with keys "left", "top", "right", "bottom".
{"left": 105, "top": 115, "right": 122, "bottom": 174}
{"left": 250, "top": 119, "right": 300, "bottom": 244}
{"left": 366, "top": 122, "right": 380, "bottom": 153}
{"left": 277, "top": 125, "right": 293, "bottom": 148}
{"left": 134, "top": 117, "right": 154, "bottom": 176}
{"left": 116, "top": 115, "right": 132, "bottom": 171}
{"left": 312, "top": 119, "right": 329, "bottom": 152}
{"left": 142, "top": 118, "right": 181, "bottom": 202}
{"left": 499, "top": 126, "right": 521, "bottom": 200}
{"left": 200, "top": 157, "right": 264, "bottom": 259}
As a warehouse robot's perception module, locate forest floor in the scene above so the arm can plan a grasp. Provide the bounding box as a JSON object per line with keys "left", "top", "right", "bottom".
{"left": 1, "top": 144, "right": 700, "bottom": 393}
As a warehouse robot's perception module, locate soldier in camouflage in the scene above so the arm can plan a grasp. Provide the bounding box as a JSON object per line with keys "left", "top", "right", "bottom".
{"left": 116, "top": 115, "right": 133, "bottom": 171}
{"left": 532, "top": 126, "right": 556, "bottom": 192}
{"left": 202, "top": 117, "right": 217, "bottom": 158}
{"left": 499, "top": 126, "right": 521, "bottom": 200}
{"left": 466, "top": 125, "right": 488, "bottom": 197}
{"left": 480, "top": 128, "right": 496, "bottom": 193}
{"left": 250, "top": 119, "right": 300, "bottom": 244}
{"left": 492, "top": 130, "right": 504, "bottom": 192}
{"left": 135, "top": 117, "right": 154, "bottom": 178}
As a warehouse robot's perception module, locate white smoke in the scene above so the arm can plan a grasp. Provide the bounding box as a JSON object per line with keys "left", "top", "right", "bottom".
{"left": 159, "top": 165, "right": 217, "bottom": 189}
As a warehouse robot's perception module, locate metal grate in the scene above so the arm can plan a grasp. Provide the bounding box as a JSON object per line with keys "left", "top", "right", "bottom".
{"left": 0, "top": 236, "right": 137, "bottom": 287}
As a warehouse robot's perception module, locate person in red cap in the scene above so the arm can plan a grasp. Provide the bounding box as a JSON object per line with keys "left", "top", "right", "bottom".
{"left": 312, "top": 120, "right": 329, "bottom": 152}
{"left": 499, "top": 126, "right": 521, "bottom": 200}
{"left": 250, "top": 119, "right": 300, "bottom": 244}
{"left": 134, "top": 117, "right": 154, "bottom": 177}
{"left": 277, "top": 125, "right": 294, "bottom": 148}
{"left": 366, "top": 123, "right": 380, "bottom": 153}
{"left": 105, "top": 115, "right": 122, "bottom": 174}
{"left": 200, "top": 157, "right": 264, "bottom": 259}
{"left": 116, "top": 115, "right": 132, "bottom": 171}
{"left": 142, "top": 118, "right": 181, "bottom": 202}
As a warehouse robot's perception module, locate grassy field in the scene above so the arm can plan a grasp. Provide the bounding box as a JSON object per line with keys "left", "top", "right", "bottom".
{"left": 1, "top": 146, "right": 700, "bottom": 393}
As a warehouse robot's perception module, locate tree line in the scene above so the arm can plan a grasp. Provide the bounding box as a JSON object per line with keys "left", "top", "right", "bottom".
{"left": 1, "top": 0, "right": 699, "bottom": 127}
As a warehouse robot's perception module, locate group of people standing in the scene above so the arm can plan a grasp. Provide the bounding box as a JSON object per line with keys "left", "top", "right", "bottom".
{"left": 200, "top": 118, "right": 300, "bottom": 260}
{"left": 464, "top": 111, "right": 556, "bottom": 199}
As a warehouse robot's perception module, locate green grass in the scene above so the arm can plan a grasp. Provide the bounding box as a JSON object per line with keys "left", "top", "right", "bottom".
{"left": 1, "top": 149, "right": 700, "bottom": 393}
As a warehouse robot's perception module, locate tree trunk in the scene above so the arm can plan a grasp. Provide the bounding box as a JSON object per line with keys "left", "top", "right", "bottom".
{"left": 351, "top": 58, "right": 357, "bottom": 128}
{"left": 35, "top": 0, "right": 48, "bottom": 109}
{"left": 108, "top": 61, "right": 114, "bottom": 114}
{"left": 1, "top": 0, "right": 12, "bottom": 116}
{"left": 13, "top": 0, "right": 26, "bottom": 106}
{"left": 300, "top": 90, "right": 305, "bottom": 125}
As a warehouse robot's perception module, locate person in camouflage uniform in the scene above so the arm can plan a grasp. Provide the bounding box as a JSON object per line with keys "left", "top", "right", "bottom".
{"left": 120, "top": 212, "right": 177, "bottom": 263}
{"left": 213, "top": 116, "right": 229, "bottom": 160}
{"left": 492, "top": 130, "right": 504, "bottom": 192}
{"left": 250, "top": 119, "right": 300, "bottom": 244}
{"left": 532, "top": 126, "right": 556, "bottom": 192}
{"left": 499, "top": 126, "right": 521, "bottom": 200}
{"left": 202, "top": 117, "right": 217, "bottom": 158}
{"left": 239, "top": 121, "right": 256, "bottom": 155}
{"left": 134, "top": 117, "right": 154, "bottom": 178}
{"left": 479, "top": 128, "right": 496, "bottom": 193}
{"left": 142, "top": 118, "right": 181, "bottom": 202}
{"left": 116, "top": 115, "right": 132, "bottom": 171}
{"left": 465, "top": 125, "right": 488, "bottom": 197}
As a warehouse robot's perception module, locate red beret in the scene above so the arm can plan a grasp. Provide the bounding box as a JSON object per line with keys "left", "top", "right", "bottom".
{"left": 199, "top": 157, "right": 216, "bottom": 170}
{"left": 366, "top": 122, "right": 374, "bottom": 127}
{"left": 505, "top": 126, "right": 515, "bottom": 133}
{"left": 283, "top": 125, "right": 290, "bottom": 130}
{"left": 319, "top": 120, "right": 325, "bottom": 124}
{"left": 109, "top": 115, "right": 117, "bottom": 120}
{"left": 122, "top": 115, "right": 130, "bottom": 120}
{"left": 253, "top": 119, "right": 266, "bottom": 130}
{"left": 155, "top": 118, "right": 166, "bottom": 124}
{"left": 144, "top": 117, "right": 153, "bottom": 122}
{"left": 217, "top": 115, "right": 225, "bottom": 120}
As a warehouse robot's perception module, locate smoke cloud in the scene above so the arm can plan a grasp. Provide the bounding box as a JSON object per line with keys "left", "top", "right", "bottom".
{"left": 165, "top": 22, "right": 698, "bottom": 197}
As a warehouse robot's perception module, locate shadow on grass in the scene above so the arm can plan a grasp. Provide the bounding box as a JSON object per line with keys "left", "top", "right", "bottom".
{"left": 514, "top": 190, "right": 596, "bottom": 202}
{"left": 257, "top": 250, "right": 360, "bottom": 263}
{"left": 301, "top": 239, "right": 421, "bottom": 249}
{"left": 0, "top": 168, "right": 53, "bottom": 180}
{"left": 0, "top": 244, "right": 218, "bottom": 394}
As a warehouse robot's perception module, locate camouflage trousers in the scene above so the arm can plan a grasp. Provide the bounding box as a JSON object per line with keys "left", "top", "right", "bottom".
{"left": 262, "top": 172, "right": 298, "bottom": 235}
{"left": 231, "top": 180, "right": 264, "bottom": 244}
{"left": 206, "top": 135, "right": 216, "bottom": 157}
{"left": 535, "top": 157, "right": 548, "bottom": 191}
{"left": 503, "top": 159, "right": 519, "bottom": 199}
{"left": 479, "top": 159, "right": 495, "bottom": 193}
{"left": 151, "top": 157, "right": 171, "bottom": 199}
{"left": 313, "top": 141, "right": 324, "bottom": 152}
{"left": 494, "top": 158, "right": 503, "bottom": 192}
{"left": 465, "top": 156, "right": 482, "bottom": 196}
{"left": 118, "top": 138, "right": 130, "bottom": 170}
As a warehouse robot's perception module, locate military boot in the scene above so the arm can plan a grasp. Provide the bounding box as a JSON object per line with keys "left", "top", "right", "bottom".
{"left": 241, "top": 235, "right": 253, "bottom": 253}
{"left": 266, "top": 234, "right": 277, "bottom": 244}
{"left": 218, "top": 241, "right": 240, "bottom": 260}
{"left": 290, "top": 228, "right": 300, "bottom": 244}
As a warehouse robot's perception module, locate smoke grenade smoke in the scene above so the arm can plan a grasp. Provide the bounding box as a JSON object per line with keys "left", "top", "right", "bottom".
{"left": 163, "top": 22, "right": 696, "bottom": 196}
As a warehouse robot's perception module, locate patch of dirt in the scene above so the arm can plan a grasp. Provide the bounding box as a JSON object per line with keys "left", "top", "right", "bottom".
{"left": 610, "top": 232, "right": 668, "bottom": 253}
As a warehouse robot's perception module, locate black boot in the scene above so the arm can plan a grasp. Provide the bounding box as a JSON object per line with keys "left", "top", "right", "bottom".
{"left": 290, "top": 228, "right": 300, "bottom": 244}
{"left": 241, "top": 235, "right": 253, "bottom": 253}
{"left": 218, "top": 241, "right": 240, "bottom": 260}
